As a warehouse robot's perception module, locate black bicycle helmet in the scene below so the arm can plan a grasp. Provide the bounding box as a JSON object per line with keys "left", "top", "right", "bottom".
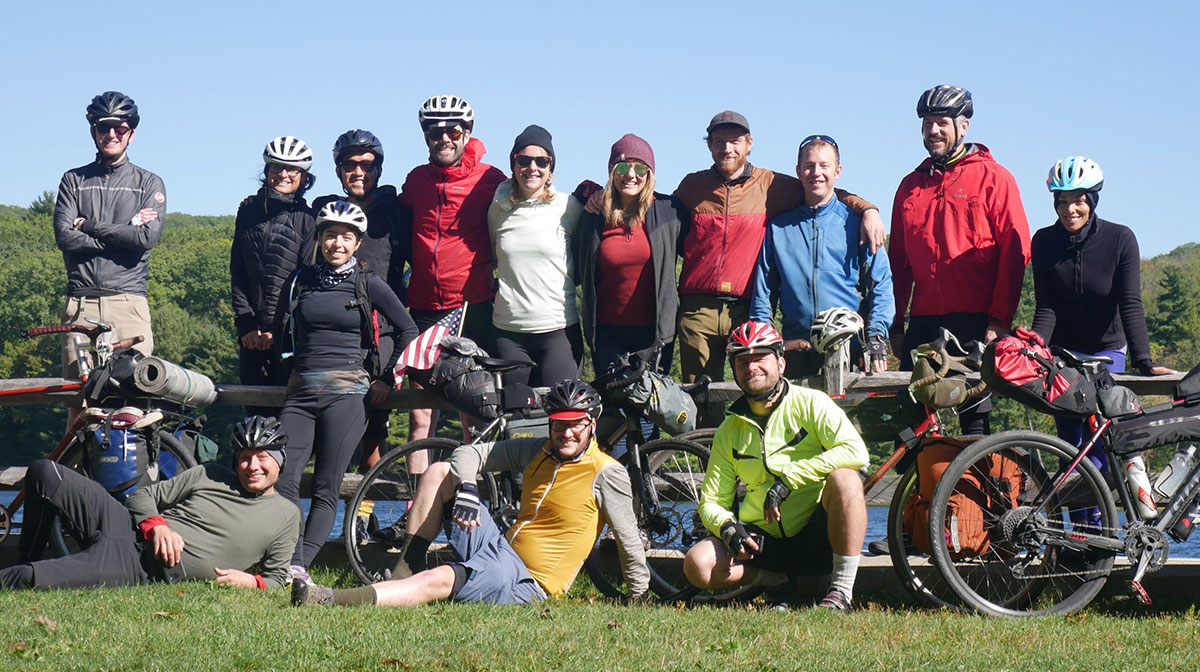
{"left": 231, "top": 415, "right": 287, "bottom": 470}
{"left": 916, "top": 84, "right": 973, "bottom": 119}
{"left": 542, "top": 380, "right": 603, "bottom": 421}
{"left": 333, "top": 129, "right": 385, "bottom": 168}
{"left": 86, "top": 91, "right": 140, "bottom": 129}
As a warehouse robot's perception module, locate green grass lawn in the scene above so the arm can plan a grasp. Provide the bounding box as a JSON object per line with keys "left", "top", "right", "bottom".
{"left": 3, "top": 568, "right": 1198, "bottom": 672}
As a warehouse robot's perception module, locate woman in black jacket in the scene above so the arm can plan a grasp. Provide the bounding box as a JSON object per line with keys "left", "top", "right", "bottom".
{"left": 574, "top": 134, "right": 686, "bottom": 442}
{"left": 1032, "top": 156, "right": 1174, "bottom": 514}
{"left": 230, "top": 136, "right": 317, "bottom": 412}
{"left": 275, "top": 200, "right": 418, "bottom": 583}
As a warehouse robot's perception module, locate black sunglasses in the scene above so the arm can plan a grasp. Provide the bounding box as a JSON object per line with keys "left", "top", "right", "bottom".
{"left": 426, "top": 126, "right": 464, "bottom": 142}
{"left": 514, "top": 155, "right": 552, "bottom": 169}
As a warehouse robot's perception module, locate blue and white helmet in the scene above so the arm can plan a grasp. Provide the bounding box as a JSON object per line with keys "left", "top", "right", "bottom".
{"left": 1047, "top": 156, "right": 1104, "bottom": 193}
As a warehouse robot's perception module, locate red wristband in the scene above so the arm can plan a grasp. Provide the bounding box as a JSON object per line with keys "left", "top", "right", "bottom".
{"left": 138, "top": 516, "right": 168, "bottom": 540}
{"left": 254, "top": 574, "right": 266, "bottom": 590}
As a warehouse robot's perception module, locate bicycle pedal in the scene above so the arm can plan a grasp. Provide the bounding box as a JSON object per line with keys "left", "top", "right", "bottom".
{"left": 1128, "top": 580, "right": 1153, "bottom": 606}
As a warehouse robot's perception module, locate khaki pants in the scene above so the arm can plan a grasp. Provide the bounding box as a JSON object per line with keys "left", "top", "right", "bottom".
{"left": 677, "top": 294, "right": 748, "bottom": 426}
{"left": 60, "top": 294, "right": 154, "bottom": 379}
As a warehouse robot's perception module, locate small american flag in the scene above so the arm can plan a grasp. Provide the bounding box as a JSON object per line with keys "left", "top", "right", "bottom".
{"left": 393, "top": 304, "right": 466, "bottom": 380}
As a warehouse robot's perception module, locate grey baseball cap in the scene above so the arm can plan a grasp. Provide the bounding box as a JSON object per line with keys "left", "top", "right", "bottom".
{"left": 706, "top": 110, "right": 751, "bottom": 135}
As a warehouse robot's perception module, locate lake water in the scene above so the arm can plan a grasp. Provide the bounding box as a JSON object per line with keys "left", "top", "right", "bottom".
{"left": 4, "top": 492, "right": 1196, "bottom": 558}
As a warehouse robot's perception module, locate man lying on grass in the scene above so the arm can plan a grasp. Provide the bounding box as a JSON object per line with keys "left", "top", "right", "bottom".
{"left": 292, "top": 380, "right": 649, "bottom": 607}
{"left": 0, "top": 416, "right": 300, "bottom": 591}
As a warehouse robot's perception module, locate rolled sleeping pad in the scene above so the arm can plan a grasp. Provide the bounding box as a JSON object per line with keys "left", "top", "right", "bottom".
{"left": 133, "top": 357, "right": 217, "bottom": 409}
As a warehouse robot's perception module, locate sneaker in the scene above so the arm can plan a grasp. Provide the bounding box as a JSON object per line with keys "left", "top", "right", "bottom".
{"left": 288, "top": 565, "right": 313, "bottom": 586}
{"left": 291, "top": 580, "right": 334, "bottom": 607}
{"left": 374, "top": 521, "right": 408, "bottom": 548}
{"left": 866, "top": 534, "right": 917, "bottom": 557}
{"left": 817, "top": 588, "right": 853, "bottom": 613}
{"left": 354, "top": 513, "right": 380, "bottom": 546}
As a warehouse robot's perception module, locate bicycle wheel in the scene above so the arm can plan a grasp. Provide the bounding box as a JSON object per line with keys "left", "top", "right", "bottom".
{"left": 927, "top": 430, "right": 1117, "bottom": 617}
{"left": 676, "top": 428, "right": 715, "bottom": 452}
{"left": 886, "top": 463, "right": 962, "bottom": 609}
{"left": 51, "top": 427, "right": 196, "bottom": 556}
{"left": 343, "top": 438, "right": 503, "bottom": 585}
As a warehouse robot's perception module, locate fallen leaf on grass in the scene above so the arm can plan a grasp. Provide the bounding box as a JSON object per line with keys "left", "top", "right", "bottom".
{"left": 380, "top": 660, "right": 415, "bottom": 669}
{"left": 607, "top": 620, "right": 622, "bottom": 629}
{"left": 153, "top": 611, "right": 181, "bottom": 618}
{"left": 32, "top": 616, "right": 57, "bottom": 632}
{"left": 539, "top": 607, "right": 553, "bottom": 620}
{"left": 9, "top": 642, "right": 27, "bottom": 654}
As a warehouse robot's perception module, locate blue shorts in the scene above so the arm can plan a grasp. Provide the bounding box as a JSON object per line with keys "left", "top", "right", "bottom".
{"left": 444, "top": 504, "right": 545, "bottom": 605}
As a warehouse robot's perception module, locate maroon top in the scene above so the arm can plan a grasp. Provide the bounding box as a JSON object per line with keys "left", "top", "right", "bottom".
{"left": 596, "top": 223, "right": 655, "bottom": 327}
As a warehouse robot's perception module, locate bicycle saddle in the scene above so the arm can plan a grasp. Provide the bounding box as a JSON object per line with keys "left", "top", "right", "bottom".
{"left": 473, "top": 357, "right": 535, "bottom": 374}
{"left": 1056, "top": 348, "right": 1113, "bottom": 369}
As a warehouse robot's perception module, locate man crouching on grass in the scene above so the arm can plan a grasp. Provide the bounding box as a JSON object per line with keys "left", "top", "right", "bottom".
{"left": 682, "top": 321, "right": 868, "bottom": 612}
{"left": 0, "top": 416, "right": 300, "bottom": 591}
{"left": 292, "top": 380, "right": 649, "bottom": 607}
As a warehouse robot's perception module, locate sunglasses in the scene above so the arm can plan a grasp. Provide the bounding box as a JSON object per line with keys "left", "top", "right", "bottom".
{"left": 94, "top": 123, "right": 132, "bottom": 138}
{"left": 426, "top": 126, "right": 464, "bottom": 142}
{"left": 799, "top": 134, "right": 839, "bottom": 151}
{"left": 514, "top": 155, "right": 552, "bottom": 169}
{"left": 340, "top": 159, "right": 377, "bottom": 173}
{"left": 614, "top": 162, "right": 649, "bottom": 177}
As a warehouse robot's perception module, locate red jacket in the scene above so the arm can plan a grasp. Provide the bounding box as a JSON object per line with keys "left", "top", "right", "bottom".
{"left": 399, "top": 137, "right": 507, "bottom": 311}
{"left": 889, "top": 144, "right": 1031, "bottom": 330}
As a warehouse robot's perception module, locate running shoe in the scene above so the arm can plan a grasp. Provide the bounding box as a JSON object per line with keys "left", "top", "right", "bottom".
{"left": 291, "top": 580, "right": 334, "bottom": 607}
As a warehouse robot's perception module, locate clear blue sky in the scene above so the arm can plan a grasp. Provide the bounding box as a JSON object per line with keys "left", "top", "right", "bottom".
{"left": 3, "top": 1, "right": 1197, "bottom": 256}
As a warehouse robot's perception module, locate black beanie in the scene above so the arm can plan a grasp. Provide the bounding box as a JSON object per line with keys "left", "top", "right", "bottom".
{"left": 510, "top": 124, "right": 555, "bottom": 171}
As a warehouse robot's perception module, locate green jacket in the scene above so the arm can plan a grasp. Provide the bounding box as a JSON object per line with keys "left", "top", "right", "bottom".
{"left": 699, "top": 382, "right": 868, "bottom": 538}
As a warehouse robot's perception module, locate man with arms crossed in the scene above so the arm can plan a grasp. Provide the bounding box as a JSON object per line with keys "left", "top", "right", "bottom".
{"left": 293, "top": 380, "right": 649, "bottom": 607}
{"left": 683, "top": 321, "right": 868, "bottom": 612}
{"left": 53, "top": 92, "right": 164, "bottom": 398}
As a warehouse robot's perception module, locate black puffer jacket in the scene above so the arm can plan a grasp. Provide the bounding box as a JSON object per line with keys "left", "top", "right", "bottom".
{"left": 230, "top": 187, "right": 315, "bottom": 337}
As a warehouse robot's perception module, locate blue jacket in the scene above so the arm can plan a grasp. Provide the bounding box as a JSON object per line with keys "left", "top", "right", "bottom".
{"left": 749, "top": 198, "right": 893, "bottom": 340}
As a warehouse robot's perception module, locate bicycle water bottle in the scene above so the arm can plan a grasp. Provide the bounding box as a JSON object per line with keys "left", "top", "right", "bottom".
{"left": 1170, "top": 498, "right": 1200, "bottom": 542}
{"left": 1153, "top": 445, "right": 1198, "bottom": 500}
{"left": 1122, "top": 455, "right": 1157, "bottom": 519}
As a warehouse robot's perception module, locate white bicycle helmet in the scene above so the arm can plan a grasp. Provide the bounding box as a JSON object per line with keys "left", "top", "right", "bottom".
{"left": 315, "top": 200, "right": 368, "bottom": 235}
{"left": 418, "top": 94, "right": 475, "bottom": 130}
{"left": 810, "top": 307, "right": 864, "bottom": 354}
{"left": 263, "top": 136, "right": 314, "bottom": 172}
{"left": 1047, "top": 156, "right": 1104, "bottom": 193}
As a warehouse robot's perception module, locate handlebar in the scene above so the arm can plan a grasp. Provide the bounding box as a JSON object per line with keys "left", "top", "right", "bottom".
{"left": 22, "top": 320, "right": 113, "bottom": 340}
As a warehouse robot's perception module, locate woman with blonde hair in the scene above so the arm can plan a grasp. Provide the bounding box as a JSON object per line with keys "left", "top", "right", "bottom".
{"left": 575, "top": 134, "right": 687, "bottom": 440}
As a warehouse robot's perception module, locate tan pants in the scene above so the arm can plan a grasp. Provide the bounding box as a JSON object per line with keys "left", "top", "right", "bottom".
{"left": 677, "top": 294, "right": 748, "bottom": 426}
{"left": 60, "top": 294, "right": 154, "bottom": 379}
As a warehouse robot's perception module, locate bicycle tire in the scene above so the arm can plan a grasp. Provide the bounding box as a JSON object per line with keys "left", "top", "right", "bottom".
{"left": 927, "top": 430, "right": 1117, "bottom": 617}
{"left": 51, "top": 427, "right": 196, "bottom": 557}
{"left": 585, "top": 438, "right": 763, "bottom": 603}
{"left": 343, "top": 438, "right": 503, "bottom": 586}
{"left": 676, "top": 428, "right": 715, "bottom": 452}
{"left": 886, "top": 463, "right": 962, "bottom": 609}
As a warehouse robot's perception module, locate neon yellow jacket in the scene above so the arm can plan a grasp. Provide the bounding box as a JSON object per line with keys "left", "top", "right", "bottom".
{"left": 699, "top": 382, "right": 868, "bottom": 538}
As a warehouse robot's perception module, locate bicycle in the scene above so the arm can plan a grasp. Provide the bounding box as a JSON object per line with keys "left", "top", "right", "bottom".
{"left": 344, "top": 347, "right": 715, "bottom": 602}
{"left": 924, "top": 348, "right": 1200, "bottom": 616}
{"left": 0, "top": 320, "right": 201, "bottom": 553}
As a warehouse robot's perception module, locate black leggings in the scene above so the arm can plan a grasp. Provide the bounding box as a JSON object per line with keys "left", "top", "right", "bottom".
{"left": 492, "top": 324, "right": 584, "bottom": 388}
{"left": 277, "top": 392, "right": 368, "bottom": 566}
{"left": 0, "top": 460, "right": 146, "bottom": 590}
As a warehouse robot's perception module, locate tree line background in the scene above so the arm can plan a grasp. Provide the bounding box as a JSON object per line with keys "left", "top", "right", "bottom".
{"left": 2, "top": 192, "right": 1199, "bottom": 468}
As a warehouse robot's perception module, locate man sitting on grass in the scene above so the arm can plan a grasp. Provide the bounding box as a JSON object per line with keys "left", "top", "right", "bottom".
{"left": 0, "top": 416, "right": 300, "bottom": 591}
{"left": 292, "top": 379, "right": 649, "bottom": 607}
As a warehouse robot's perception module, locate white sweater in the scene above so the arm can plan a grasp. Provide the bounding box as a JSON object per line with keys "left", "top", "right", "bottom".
{"left": 487, "top": 181, "right": 582, "bottom": 332}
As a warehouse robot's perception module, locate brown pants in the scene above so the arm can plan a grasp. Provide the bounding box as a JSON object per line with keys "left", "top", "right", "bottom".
{"left": 677, "top": 294, "right": 748, "bottom": 425}
{"left": 60, "top": 294, "right": 154, "bottom": 379}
